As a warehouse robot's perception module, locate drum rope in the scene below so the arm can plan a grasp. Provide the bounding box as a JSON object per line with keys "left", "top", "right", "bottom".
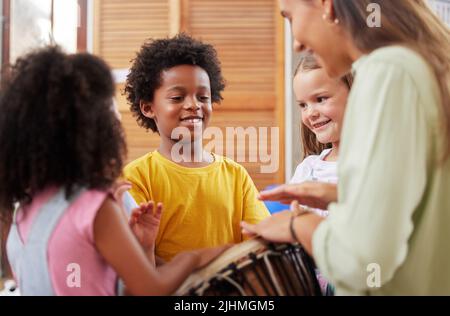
{"left": 263, "top": 252, "right": 285, "bottom": 296}
{"left": 217, "top": 274, "right": 247, "bottom": 296}
{"left": 248, "top": 253, "right": 272, "bottom": 295}
{"left": 194, "top": 282, "right": 209, "bottom": 296}
{"left": 288, "top": 247, "right": 311, "bottom": 295}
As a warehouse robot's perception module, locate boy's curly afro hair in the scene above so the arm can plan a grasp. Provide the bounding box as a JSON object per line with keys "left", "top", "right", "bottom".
{"left": 124, "top": 33, "right": 226, "bottom": 133}
{"left": 0, "top": 46, "right": 126, "bottom": 212}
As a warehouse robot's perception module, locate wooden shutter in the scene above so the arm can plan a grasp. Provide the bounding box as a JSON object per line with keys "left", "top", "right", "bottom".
{"left": 94, "top": 0, "right": 170, "bottom": 161}
{"left": 94, "top": 0, "right": 170, "bottom": 69}
{"left": 183, "top": 0, "right": 279, "bottom": 110}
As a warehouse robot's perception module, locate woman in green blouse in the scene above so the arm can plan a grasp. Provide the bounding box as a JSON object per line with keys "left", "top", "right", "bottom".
{"left": 242, "top": 0, "right": 450, "bottom": 295}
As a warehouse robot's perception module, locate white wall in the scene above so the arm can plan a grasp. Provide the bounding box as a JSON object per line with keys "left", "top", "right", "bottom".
{"left": 429, "top": 0, "right": 450, "bottom": 25}
{"left": 10, "top": 0, "right": 52, "bottom": 63}
{"left": 284, "top": 21, "right": 304, "bottom": 183}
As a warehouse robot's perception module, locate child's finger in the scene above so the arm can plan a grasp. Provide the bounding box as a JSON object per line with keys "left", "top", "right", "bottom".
{"left": 154, "top": 203, "right": 163, "bottom": 219}
{"left": 129, "top": 215, "right": 137, "bottom": 226}
{"left": 135, "top": 202, "right": 151, "bottom": 217}
{"left": 130, "top": 207, "right": 140, "bottom": 217}
{"left": 146, "top": 201, "right": 155, "bottom": 214}
{"left": 146, "top": 202, "right": 162, "bottom": 223}
{"left": 132, "top": 209, "right": 143, "bottom": 218}
{"left": 138, "top": 201, "right": 152, "bottom": 215}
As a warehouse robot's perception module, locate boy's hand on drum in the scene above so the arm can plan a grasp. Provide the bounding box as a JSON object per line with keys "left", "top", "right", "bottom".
{"left": 258, "top": 182, "right": 337, "bottom": 210}
{"left": 129, "top": 201, "right": 162, "bottom": 251}
{"left": 241, "top": 210, "right": 294, "bottom": 243}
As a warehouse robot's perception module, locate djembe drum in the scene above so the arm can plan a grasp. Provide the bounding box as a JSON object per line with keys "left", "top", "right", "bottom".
{"left": 175, "top": 238, "right": 322, "bottom": 296}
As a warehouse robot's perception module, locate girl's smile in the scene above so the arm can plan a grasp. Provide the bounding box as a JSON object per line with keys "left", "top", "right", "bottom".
{"left": 311, "top": 119, "right": 332, "bottom": 130}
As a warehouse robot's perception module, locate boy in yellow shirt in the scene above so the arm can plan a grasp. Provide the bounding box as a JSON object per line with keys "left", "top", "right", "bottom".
{"left": 123, "top": 34, "right": 269, "bottom": 262}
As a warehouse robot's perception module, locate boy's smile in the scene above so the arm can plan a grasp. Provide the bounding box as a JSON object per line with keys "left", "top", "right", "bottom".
{"left": 179, "top": 115, "right": 204, "bottom": 127}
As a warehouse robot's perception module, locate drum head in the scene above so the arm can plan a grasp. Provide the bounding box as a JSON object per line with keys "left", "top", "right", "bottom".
{"left": 175, "top": 238, "right": 268, "bottom": 295}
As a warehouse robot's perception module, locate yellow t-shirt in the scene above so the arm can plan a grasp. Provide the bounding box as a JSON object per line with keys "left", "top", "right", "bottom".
{"left": 123, "top": 151, "right": 269, "bottom": 262}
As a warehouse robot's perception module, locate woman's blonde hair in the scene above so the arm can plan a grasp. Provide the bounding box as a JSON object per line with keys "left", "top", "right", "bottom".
{"left": 295, "top": 52, "right": 353, "bottom": 160}
{"left": 332, "top": 0, "right": 450, "bottom": 160}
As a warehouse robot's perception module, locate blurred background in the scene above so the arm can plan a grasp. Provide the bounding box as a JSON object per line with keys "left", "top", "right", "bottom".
{"left": 1, "top": 0, "right": 449, "bottom": 283}
{"left": 1, "top": 0, "right": 287, "bottom": 191}
{"left": 0, "top": 0, "right": 449, "bottom": 189}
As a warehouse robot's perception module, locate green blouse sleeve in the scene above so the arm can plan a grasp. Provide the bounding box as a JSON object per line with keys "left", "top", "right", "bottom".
{"left": 312, "top": 55, "right": 434, "bottom": 294}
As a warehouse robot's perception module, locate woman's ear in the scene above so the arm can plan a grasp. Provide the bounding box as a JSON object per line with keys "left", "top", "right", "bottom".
{"left": 140, "top": 100, "right": 156, "bottom": 120}
{"left": 321, "top": 0, "right": 336, "bottom": 19}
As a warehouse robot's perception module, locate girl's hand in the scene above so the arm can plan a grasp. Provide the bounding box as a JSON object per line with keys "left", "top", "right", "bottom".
{"left": 129, "top": 201, "right": 162, "bottom": 251}
{"left": 258, "top": 182, "right": 337, "bottom": 210}
{"left": 183, "top": 244, "right": 232, "bottom": 270}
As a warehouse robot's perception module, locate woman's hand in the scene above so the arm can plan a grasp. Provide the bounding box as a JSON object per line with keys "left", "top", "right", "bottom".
{"left": 241, "top": 202, "right": 297, "bottom": 243}
{"left": 129, "top": 201, "right": 162, "bottom": 251}
{"left": 241, "top": 201, "right": 324, "bottom": 255}
{"left": 258, "top": 182, "right": 337, "bottom": 210}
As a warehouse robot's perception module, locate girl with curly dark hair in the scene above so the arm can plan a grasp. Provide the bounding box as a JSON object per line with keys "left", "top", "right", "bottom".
{"left": 0, "top": 46, "right": 225, "bottom": 295}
